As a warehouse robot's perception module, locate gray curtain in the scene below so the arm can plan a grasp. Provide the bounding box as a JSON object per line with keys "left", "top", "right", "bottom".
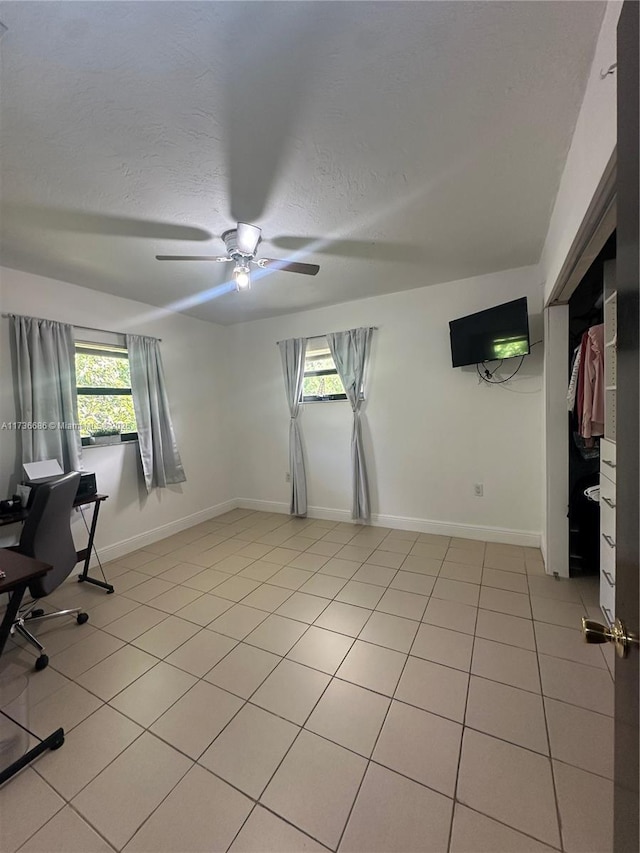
{"left": 278, "top": 337, "right": 307, "bottom": 517}
{"left": 10, "top": 315, "right": 82, "bottom": 472}
{"left": 327, "top": 327, "right": 373, "bottom": 522}
{"left": 126, "top": 334, "right": 186, "bottom": 492}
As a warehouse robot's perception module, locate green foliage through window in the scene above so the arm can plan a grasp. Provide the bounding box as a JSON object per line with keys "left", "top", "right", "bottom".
{"left": 302, "top": 343, "right": 347, "bottom": 401}
{"left": 75, "top": 343, "right": 138, "bottom": 437}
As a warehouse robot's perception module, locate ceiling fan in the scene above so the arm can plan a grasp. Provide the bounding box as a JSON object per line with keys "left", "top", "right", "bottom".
{"left": 156, "top": 222, "right": 320, "bottom": 292}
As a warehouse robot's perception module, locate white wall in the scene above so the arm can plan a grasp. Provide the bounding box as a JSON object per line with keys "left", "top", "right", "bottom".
{"left": 541, "top": 1, "right": 621, "bottom": 303}
{"left": 229, "top": 266, "right": 544, "bottom": 546}
{"left": 0, "top": 266, "right": 233, "bottom": 560}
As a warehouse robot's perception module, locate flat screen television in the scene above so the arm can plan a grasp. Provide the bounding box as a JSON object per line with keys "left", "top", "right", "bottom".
{"left": 449, "top": 297, "right": 530, "bottom": 367}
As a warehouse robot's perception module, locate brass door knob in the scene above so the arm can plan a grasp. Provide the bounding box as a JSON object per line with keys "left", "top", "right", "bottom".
{"left": 581, "top": 617, "right": 640, "bottom": 658}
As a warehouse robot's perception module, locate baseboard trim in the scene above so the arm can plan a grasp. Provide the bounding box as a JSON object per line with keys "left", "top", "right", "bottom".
{"left": 88, "top": 499, "right": 237, "bottom": 566}
{"left": 236, "top": 498, "right": 541, "bottom": 548}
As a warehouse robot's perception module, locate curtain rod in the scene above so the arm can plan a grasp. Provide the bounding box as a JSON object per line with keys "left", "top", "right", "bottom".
{"left": 2, "top": 313, "right": 162, "bottom": 342}
{"left": 276, "top": 326, "right": 378, "bottom": 346}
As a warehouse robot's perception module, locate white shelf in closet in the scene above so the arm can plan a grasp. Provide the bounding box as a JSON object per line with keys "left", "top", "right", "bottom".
{"left": 600, "top": 274, "right": 617, "bottom": 626}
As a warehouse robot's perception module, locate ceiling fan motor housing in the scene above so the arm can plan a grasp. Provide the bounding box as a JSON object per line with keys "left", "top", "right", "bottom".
{"left": 222, "top": 224, "right": 262, "bottom": 260}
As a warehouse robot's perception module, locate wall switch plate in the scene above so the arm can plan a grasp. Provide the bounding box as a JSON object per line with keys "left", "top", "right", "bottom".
{"left": 474, "top": 483, "right": 484, "bottom": 497}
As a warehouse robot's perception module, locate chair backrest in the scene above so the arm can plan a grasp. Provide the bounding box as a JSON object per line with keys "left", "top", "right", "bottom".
{"left": 19, "top": 471, "right": 81, "bottom": 598}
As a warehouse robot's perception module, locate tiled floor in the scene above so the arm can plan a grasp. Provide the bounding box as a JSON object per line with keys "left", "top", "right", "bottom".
{"left": 0, "top": 510, "right": 614, "bottom": 853}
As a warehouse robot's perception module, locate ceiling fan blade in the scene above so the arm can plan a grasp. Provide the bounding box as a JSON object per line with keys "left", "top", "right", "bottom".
{"left": 257, "top": 259, "right": 320, "bottom": 276}
{"left": 156, "top": 256, "right": 231, "bottom": 262}
{"left": 236, "top": 222, "right": 262, "bottom": 256}
{"left": 271, "top": 236, "right": 427, "bottom": 263}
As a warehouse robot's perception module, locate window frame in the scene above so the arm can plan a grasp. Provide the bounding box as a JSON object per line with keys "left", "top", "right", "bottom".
{"left": 301, "top": 338, "right": 348, "bottom": 403}
{"left": 75, "top": 342, "right": 139, "bottom": 445}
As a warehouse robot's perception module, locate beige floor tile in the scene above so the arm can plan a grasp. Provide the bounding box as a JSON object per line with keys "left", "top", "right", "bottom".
{"left": 411, "top": 542, "right": 449, "bottom": 561}
{"left": 351, "top": 564, "right": 397, "bottom": 587}
{"left": 479, "top": 586, "right": 531, "bottom": 618}
{"left": 262, "top": 730, "right": 367, "bottom": 850}
{"left": 209, "top": 603, "right": 270, "bottom": 639}
{"left": 481, "top": 566, "right": 529, "bottom": 593}
{"left": 242, "top": 583, "right": 295, "bottom": 612}
{"left": 465, "top": 675, "right": 548, "bottom": 754}
{"left": 422, "top": 597, "right": 478, "bottom": 635}
{"left": 110, "top": 662, "right": 196, "bottom": 726}
{"left": 411, "top": 622, "right": 473, "bottom": 671}
{"left": 122, "top": 577, "right": 175, "bottom": 604}
{"left": 340, "top": 762, "right": 453, "bottom": 853}
{"left": 449, "top": 537, "right": 485, "bottom": 551}
{"left": 181, "top": 567, "right": 234, "bottom": 592}
{"left": 18, "top": 806, "right": 114, "bottom": 853}
{"left": 72, "top": 732, "right": 191, "bottom": 850}
{"left": 238, "top": 560, "right": 282, "bottom": 582}
{"left": 335, "top": 544, "right": 374, "bottom": 563}
{"left": 400, "top": 554, "right": 443, "bottom": 576}
{"left": 483, "top": 554, "right": 526, "bottom": 573}
{"left": 553, "top": 760, "right": 613, "bottom": 853}
{"left": 375, "top": 588, "right": 428, "bottom": 620}
{"left": 545, "top": 697, "right": 613, "bottom": 778}
{"left": 158, "top": 562, "right": 205, "bottom": 584}
{"left": 267, "top": 566, "right": 315, "bottom": 590}
{"left": 359, "top": 611, "right": 418, "bottom": 653}
{"left": 445, "top": 547, "right": 484, "bottom": 566}
{"left": 534, "top": 621, "right": 607, "bottom": 668}
{"left": 287, "top": 626, "right": 354, "bottom": 674}
{"left": 297, "top": 574, "right": 349, "bottom": 600}
{"left": 34, "top": 704, "right": 143, "bottom": 799}
{"left": 450, "top": 803, "right": 555, "bottom": 852}
{"left": 432, "top": 577, "right": 480, "bottom": 607}
{"left": 307, "top": 540, "right": 344, "bottom": 558}
{"left": 539, "top": 653, "right": 613, "bottom": 715}
{"left": 321, "top": 529, "right": 358, "bottom": 545}
{"left": 364, "top": 550, "right": 406, "bottom": 570}
{"left": 103, "top": 605, "right": 168, "bottom": 642}
{"left": 175, "top": 593, "right": 232, "bottom": 626}
{"left": 318, "top": 558, "right": 362, "bottom": 580}
{"left": 27, "top": 619, "right": 95, "bottom": 658}
{"left": 214, "top": 555, "right": 256, "bottom": 575}
{"left": 263, "top": 546, "right": 302, "bottom": 565}
{"left": 132, "top": 614, "right": 200, "bottom": 658}
{"left": 288, "top": 552, "right": 330, "bottom": 571}
{"left": 315, "top": 601, "right": 371, "bottom": 637}
{"left": 530, "top": 596, "right": 586, "bottom": 628}
{"left": 204, "top": 642, "right": 281, "bottom": 698}
{"left": 336, "top": 639, "right": 406, "bottom": 695}
{"left": 208, "top": 575, "right": 261, "bottom": 603}
{"left": 335, "top": 580, "right": 385, "bottom": 608}
{"left": 389, "top": 570, "right": 435, "bottom": 596}
{"left": 306, "top": 679, "right": 389, "bottom": 757}
{"left": 200, "top": 703, "right": 299, "bottom": 797}
{"left": 378, "top": 538, "right": 414, "bottom": 555}
{"left": 118, "top": 550, "right": 159, "bottom": 570}
{"left": 439, "top": 561, "right": 483, "bottom": 584}
{"left": 150, "top": 680, "right": 243, "bottom": 759}
{"left": 49, "top": 630, "right": 123, "bottom": 679}
{"left": 0, "top": 768, "right": 64, "bottom": 853}
{"left": 123, "top": 764, "right": 252, "bottom": 853}
{"left": 475, "top": 608, "right": 536, "bottom": 650}
{"left": 396, "top": 655, "right": 469, "bottom": 722}
{"left": 229, "top": 805, "right": 329, "bottom": 852}
{"left": 110, "top": 570, "right": 151, "bottom": 593}
{"left": 456, "top": 728, "right": 560, "bottom": 847}
{"left": 29, "top": 681, "right": 103, "bottom": 740}
{"left": 276, "top": 591, "right": 330, "bottom": 624}
{"left": 245, "top": 614, "right": 308, "bottom": 655}
{"left": 527, "top": 574, "right": 582, "bottom": 602}
{"left": 165, "top": 628, "right": 237, "bottom": 676}
{"left": 88, "top": 595, "right": 140, "bottom": 628}
{"left": 76, "top": 644, "right": 157, "bottom": 700}
{"left": 373, "top": 699, "right": 462, "bottom": 796}
{"left": 485, "top": 543, "right": 525, "bottom": 558}
{"left": 251, "top": 658, "right": 330, "bottom": 724}
{"left": 472, "top": 638, "right": 540, "bottom": 693}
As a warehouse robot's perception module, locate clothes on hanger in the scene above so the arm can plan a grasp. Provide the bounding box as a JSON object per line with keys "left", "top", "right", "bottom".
{"left": 567, "top": 323, "right": 605, "bottom": 446}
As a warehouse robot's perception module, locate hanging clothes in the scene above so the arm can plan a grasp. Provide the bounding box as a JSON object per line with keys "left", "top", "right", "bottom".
{"left": 581, "top": 323, "right": 605, "bottom": 439}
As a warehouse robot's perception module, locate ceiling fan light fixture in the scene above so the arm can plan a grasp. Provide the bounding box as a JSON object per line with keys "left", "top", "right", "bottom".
{"left": 233, "top": 263, "right": 251, "bottom": 292}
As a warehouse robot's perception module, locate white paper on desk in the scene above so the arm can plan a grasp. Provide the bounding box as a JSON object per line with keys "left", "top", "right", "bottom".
{"left": 23, "top": 459, "right": 63, "bottom": 480}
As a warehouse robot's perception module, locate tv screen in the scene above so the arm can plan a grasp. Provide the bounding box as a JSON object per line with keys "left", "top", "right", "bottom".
{"left": 449, "top": 297, "right": 530, "bottom": 367}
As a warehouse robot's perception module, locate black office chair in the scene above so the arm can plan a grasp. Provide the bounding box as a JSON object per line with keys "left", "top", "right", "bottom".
{"left": 10, "top": 471, "right": 89, "bottom": 670}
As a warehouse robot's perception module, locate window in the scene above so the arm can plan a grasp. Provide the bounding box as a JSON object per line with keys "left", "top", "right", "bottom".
{"left": 302, "top": 338, "right": 347, "bottom": 402}
{"left": 75, "top": 342, "right": 138, "bottom": 444}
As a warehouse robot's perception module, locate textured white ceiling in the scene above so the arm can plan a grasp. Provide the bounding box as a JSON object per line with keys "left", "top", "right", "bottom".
{"left": 0, "top": 1, "right": 605, "bottom": 325}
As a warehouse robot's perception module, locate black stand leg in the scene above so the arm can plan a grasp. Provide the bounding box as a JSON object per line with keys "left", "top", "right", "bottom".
{"left": 0, "top": 584, "right": 27, "bottom": 657}
{"left": 76, "top": 501, "right": 114, "bottom": 593}
{"left": 0, "top": 718, "right": 64, "bottom": 786}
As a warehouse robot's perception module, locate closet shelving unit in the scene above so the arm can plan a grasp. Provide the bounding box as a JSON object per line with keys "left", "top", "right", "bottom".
{"left": 600, "top": 262, "right": 617, "bottom": 625}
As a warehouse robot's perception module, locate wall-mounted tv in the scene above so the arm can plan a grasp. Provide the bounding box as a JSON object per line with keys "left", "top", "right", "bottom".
{"left": 449, "top": 297, "right": 530, "bottom": 367}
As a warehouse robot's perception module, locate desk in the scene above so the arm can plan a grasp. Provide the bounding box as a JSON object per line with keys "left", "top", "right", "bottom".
{"left": 0, "top": 549, "right": 65, "bottom": 785}
{"left": 0, "top": 493, "right": 112, "bottom": 594}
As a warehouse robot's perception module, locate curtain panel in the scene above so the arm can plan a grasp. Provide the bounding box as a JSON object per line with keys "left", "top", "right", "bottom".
{"left": 278, "top": 337, "right": 308, "bottom": 517}
{"left": 126, "top": 334, "right": 186, "bottom": 492}
{"left": 9, "top": 315, "right": 82, "bottom": 472}
{"left": 327, "top": 327, "right": 374, "bottom": 522}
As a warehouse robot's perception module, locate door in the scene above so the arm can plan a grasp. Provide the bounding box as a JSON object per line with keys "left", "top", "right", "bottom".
{"left": 614, "top": 2, "right": 639, "bottom": 849}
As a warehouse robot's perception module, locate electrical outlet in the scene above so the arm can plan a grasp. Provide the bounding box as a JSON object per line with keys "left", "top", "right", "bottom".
{"left": 474, "top": 483, "right": 484, "bottom": 497}
{"left": 285, "top": 472, "right": 291, "bottom": 482}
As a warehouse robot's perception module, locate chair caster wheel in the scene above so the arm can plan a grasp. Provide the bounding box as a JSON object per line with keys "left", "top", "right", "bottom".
{"left": 77, "top": 612, "right": 89, "bottom": 625}
{"left": 35, "top": 654, "right": 49, "bottom": 671}
{"left": 30, "top": 609, "right": 45, "bottom": 618}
